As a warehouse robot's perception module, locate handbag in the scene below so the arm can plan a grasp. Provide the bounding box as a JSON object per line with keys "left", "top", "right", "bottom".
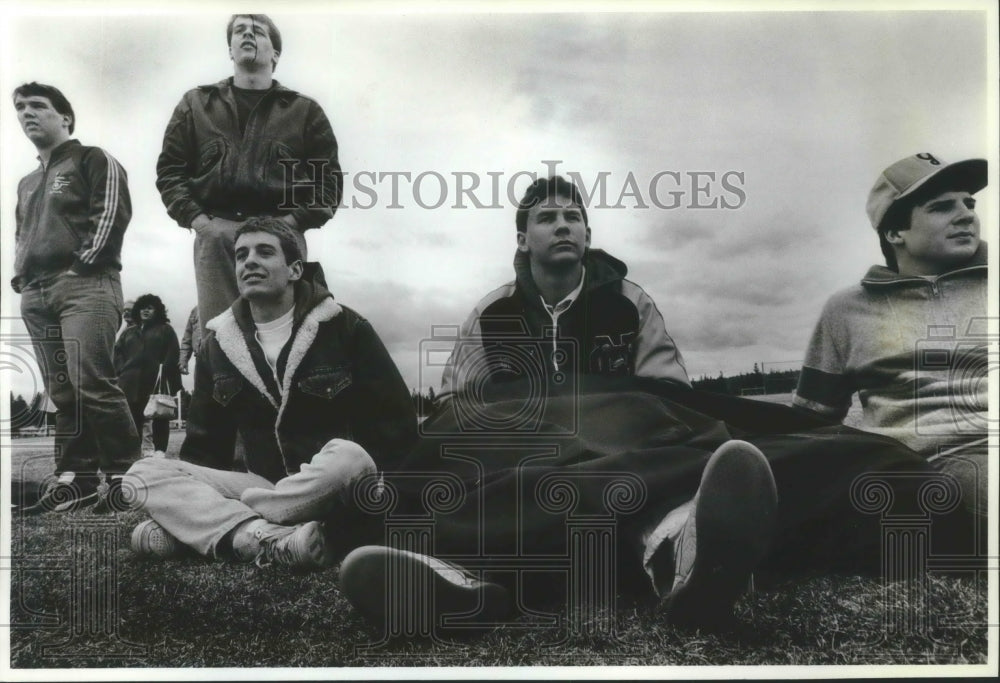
{"left": 143, "top": 364, "right": 177, "bottom": 419}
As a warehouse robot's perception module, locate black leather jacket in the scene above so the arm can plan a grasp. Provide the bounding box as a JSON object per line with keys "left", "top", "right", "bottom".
{"left": 156, "top": 78, "right": 343, "bottom": 232}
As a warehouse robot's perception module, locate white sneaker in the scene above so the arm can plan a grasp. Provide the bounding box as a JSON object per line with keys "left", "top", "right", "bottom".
{"left": 231, "top": 518, "right": 334, "bottom": 570}
{"left": 153, "top": 450, "right": 167, "bottom": 458}
{"left": 131, "top": 519, "right": 182, "bottom": 559}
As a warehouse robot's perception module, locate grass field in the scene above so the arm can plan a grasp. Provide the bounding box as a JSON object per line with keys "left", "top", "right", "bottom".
{"left": 6, "top": 398, "right": 992, "bottom": 670}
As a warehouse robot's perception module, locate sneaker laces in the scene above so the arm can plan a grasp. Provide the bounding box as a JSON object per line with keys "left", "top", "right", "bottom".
{"left": 253, "top": 525, "right": 298, "bottom": 568}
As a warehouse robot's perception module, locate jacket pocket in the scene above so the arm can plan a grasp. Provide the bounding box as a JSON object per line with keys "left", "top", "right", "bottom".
{"left": 50, "top": 215, "right": 82, "bottom": 256}
{"left": 198, "top": 138, "right": 225, "bottom": 167}
{"left": 212, "top": 374, "right": 244, "bottom": 406}
{"left": 195, "top": 138, "right": 230, "bottom": 186}
{"left": 298, "top": 367, "right": 352, "bottom": 400}
{"left": 260, "top": 140, "right": 295, "bottom": 185}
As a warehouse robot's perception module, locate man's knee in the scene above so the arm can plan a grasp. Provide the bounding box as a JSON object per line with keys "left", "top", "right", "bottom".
{"left": 934, "top": 451, "right": 988, "bottom": 518}
{"left": 77, "top": 375, "right": 127, "bottom": 402}
{"left": 122, "top": 458, "right": 179, "bottom": 510}
{"left": 45, "top": 384, "right": 76, "bottom": 410}
{"left": 312, "top": 439, "right": 377, "bottom": 483}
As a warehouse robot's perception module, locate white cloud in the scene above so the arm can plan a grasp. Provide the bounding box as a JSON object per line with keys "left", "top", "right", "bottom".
{"left": 2, "top": 4, "right": 995, "bottom": 399}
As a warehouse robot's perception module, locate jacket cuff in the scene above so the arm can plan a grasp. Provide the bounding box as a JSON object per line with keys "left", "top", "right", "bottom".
{"left": 180, "top": 204, "right": 207, "bottom": 229}
{"left": 290, "top": 207, "right": 333, "bottom": 231}
{"left": 71, "top": 260, "right": 100, "bottom": 276}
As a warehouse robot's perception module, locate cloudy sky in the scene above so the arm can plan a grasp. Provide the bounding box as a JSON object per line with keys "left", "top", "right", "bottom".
{"left": 1, "top": 1, "right": 997, "bottom": 400}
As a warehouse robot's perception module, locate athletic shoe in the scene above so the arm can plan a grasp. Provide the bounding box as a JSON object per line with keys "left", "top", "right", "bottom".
{"left": 130, "top": 519, "right": 183, "bottom": 559}
{"left": 20, "top": 473, "right": 101, "bottom": 514}
{"left": 91, "top": 476, "right": 132, "bottom": 514}
{"left": 339, "top": 545, "right": 510, "bottom": 635}
{"left": 231, "top": 519, "right": 334, "bottom": 570}
{"left": 661, "top": 440, "right": 777, "bottom": 630}
{"left": 153, "top": 451, "right": 167, "bottom": 458}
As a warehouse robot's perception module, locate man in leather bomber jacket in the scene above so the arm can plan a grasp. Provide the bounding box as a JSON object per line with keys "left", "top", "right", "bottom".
{"left": 156, "top": 13, "right": 343, "bottom": 338}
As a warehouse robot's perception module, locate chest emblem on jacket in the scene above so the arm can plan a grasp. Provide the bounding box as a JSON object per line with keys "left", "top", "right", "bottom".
{"left": 50, "top": 174, "right": 70, "bottom": 194}
{"left": 590, "top": 332, "right": 636, "bottom": 374}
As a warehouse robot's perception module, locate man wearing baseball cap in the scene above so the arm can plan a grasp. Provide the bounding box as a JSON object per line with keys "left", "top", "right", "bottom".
{"left": 793, "top": 153, "right": 988, "bottom": 517}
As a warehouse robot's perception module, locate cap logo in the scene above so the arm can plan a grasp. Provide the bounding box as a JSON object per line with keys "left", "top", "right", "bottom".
{"left": 916, "top": 153, "right": 941, "bottom": 166}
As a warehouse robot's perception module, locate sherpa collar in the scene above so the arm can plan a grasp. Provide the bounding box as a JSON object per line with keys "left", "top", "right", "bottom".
{"left": 205, "top": 297, "right": 343, "bottom": 412}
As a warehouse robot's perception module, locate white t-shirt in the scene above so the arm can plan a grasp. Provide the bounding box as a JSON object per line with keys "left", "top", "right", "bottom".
{"left": 254, "top": 306, "right": 295, "bottom": 382}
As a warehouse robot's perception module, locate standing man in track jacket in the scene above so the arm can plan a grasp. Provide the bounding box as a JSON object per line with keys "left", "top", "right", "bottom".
{"left": 12, "top": 82, "right": 140, "bottom": 513}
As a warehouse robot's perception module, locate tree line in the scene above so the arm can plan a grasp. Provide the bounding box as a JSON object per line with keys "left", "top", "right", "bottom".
{"left": 690, "top": 365, "right": 801, "bottom": 396}
{"left": 406, "top": 365, "right": 803, "bottom": 417}
{"left": 8, "top": 389, "right": 193, "bottom": 435}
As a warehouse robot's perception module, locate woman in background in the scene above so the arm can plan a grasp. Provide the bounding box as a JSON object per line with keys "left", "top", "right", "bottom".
{"left": 114, "top": 294, "right": 182, "bottom": 458}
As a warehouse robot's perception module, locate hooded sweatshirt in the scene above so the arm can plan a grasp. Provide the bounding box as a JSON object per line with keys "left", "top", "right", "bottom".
{"left": 793, "top": 243, "right": 988, "bottom": 456}
{"left": 440, "top": 248, "right": 690, "bottom": 400}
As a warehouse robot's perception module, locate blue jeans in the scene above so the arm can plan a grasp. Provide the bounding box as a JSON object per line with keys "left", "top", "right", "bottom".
{"left": 20, "top": 269, "right": 140, "bottom": 478}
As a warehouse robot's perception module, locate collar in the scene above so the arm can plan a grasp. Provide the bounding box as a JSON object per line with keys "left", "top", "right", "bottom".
{"left": 861, "top": 241, "right": 988, "bottom": 287}
{"left": 253, "top": 305, "right": 296, "bottom": 332}
{"left": 540, "top": 266, "right": 586, "bottom": 316}
{"left": 36, "top": 139, "right": 80, "bottom": 167}
{"left": 206, "top": 296, "right": 342, "bottom": 411}
{"left": 200, "top": 77, "right": 298, "bottom": 103}
{"left": 513, "top": 248, "right": 627, "bottom": 309}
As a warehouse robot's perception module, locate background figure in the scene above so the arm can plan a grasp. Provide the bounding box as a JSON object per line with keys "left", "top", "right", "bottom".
{"left": 178, "top": 305, "right": 200, "bottom": 375}
{"left": 114, "top": 294, "right": 183, "bottom": 458}
{"left": 118, "top": 298, "right": 155, "bottom": 454}
{"left": 119, "top": 298, "right": 135, "bottom": 336}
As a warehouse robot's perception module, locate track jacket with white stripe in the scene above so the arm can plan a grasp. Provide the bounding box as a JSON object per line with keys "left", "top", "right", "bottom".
{"left": 440, "top": 248, "right": 691, "bottom": 400}
{"left": 12, "top": 139, "right": 131, "bottom": 292}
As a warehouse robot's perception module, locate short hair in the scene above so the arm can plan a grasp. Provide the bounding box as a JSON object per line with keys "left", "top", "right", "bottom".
{"left": 515, "top": 175, "right": 589, "bottom": 233}
{"left": 235, "top": 216, "right": 302, "bottom": 265}
{"left": 132, "top": 294, "right": 170, "bottom": 325}
{"left": 12, "top": 82, "right": 75, "bottom": 134}
{"left": 875, "top": 174, "right": 972, "bottom": 272}
{"left": 227, "top": 14, "right": 282, "bottom": 69}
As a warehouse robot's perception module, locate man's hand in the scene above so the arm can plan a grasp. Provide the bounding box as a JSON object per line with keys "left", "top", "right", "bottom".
{"left": 179, "top": 361, "right": 190, "bottom": 375}
{"left": 190, "top": 214, "right": 212, "bottom": 233}
{"left": 192, "top": 215, "right": 244, "bottom": 237}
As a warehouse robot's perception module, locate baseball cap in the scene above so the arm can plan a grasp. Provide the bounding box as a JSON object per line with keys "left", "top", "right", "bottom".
{"left": 866, "top": 153, "right": 987, "bottom": 231}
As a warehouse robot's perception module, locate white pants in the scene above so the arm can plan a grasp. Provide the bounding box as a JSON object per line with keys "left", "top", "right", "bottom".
{"left": 123, "top": 438, "right": 375, "bottom": 558}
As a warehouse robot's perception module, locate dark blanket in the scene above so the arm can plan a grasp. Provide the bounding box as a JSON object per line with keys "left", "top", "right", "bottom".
{"left": 359, "top": 377, "right": 975, "bottom": 599}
